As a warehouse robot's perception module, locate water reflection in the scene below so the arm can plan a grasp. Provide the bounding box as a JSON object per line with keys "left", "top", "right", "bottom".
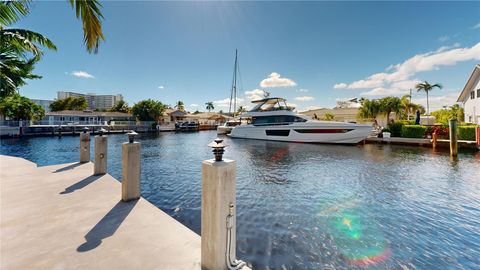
{"left": 1, "top": 131, "right": 480, "bottom": 270}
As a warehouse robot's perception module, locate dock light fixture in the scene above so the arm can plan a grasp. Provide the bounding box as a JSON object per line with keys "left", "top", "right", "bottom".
{"left": 99, "top": 128, "right": 107, "bottom": 136}
{"left": 83, "top": 127, "right": 89, "bottom": 133}
{"left": 127, "top": 130, "right": 138, "bottom": 143}
{"left": 208, "top": 138, "right": 228, "bottom": 162}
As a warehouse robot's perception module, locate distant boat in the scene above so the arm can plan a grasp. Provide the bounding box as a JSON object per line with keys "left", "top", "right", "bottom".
{"left": 175, "top": 121, "right": 199, "bottom": 131}
{"left": 217, "top": 50, "right": 242, "bottom": 135}
{"left": 229, "top": 97, "right": 372, "bottom": 144}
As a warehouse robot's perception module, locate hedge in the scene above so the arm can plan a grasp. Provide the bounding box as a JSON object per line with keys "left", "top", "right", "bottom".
{"left": 401, "top": 125, "right": 427, "bottom": 138}
{"left": 458, "top": 126, "right": 477, "bottom": 141}
{"left": 387, "top": 122, "right": 404, "bottom": 137}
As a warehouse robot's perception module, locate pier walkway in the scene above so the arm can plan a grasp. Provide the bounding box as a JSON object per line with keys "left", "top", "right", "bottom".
{"left": 0, "top": 155, "right": 201, "bottom": 269}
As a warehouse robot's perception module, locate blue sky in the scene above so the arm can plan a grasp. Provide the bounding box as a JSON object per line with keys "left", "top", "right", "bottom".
{"left": 15, "top": 1, "right": 480, "bottom": 112}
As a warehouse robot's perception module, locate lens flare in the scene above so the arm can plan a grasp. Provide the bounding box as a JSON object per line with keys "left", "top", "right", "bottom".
{"left": 316, "top": 201, "right": 391, "bottom": 266}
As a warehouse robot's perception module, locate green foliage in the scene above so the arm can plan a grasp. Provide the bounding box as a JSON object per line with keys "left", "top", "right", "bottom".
{"left": 358, "top": 99, "right": 380, "bottom": 119}
{"left": 378, "top": 96, "right": 402, "bottom": 123}
{"left": 68, "top": 0, "right": 105, "bottom": 53}
{"left": 458, "top": 126, "right": 476, "bottom": 141}
{"left": 109, "top": 100, "right": 130, "bottom": 113}
{"left": 49, "top": 97, "right": 88, "bottom": 111}
{"left": 387, "top": 122, "right": 404, "bottom": 137}
{"left": 431, "top": 105, "right": 464, "bottom": 125}
{"left": 174, "top": 100, "right": 185, "bottom": 111}
{"left": 401, "top": 125, "right": 427, "bottom": 138}
{"left": 131, "top": 99, "right": 166, "bottom": 121}
{"left": 0, "top": 93, "right": 44, "bottom": 120}
{"left": 0, "top": 0, "right": 104, "bottom": 99}
{"left": 322, "top": 113, "right": 335, "bottom": 121}
{"left": 398, "top": 120, "right": 415, "bottom": 125}
{"left": 205, "top": 101, "right": 214, "bottom": 112}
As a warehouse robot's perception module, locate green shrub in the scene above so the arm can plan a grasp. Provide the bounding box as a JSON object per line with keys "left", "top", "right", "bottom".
{"left": 458, "top": 126, "right": 477, "bottom": 141}
{"left": 398, "top": 120, "right": 415, "bottom": 125}
{"left": 401, "top": 125, "right": 427, "bottom": 138}
{"left": 387, "top": 122, "right": 404, "bottom": 137}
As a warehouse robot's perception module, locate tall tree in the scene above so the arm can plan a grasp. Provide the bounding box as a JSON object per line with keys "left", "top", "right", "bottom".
{"left": 358, "top": 99, "right": 381, "bottom": 119}
{"left": 0, "top": 0, "right": 104, "bottom": 96}
{"left": 236, "top": 106, "right": 247, "bottom": 115}
{"left": 50, "top": 97, "right": 88, "bottom": 111}
{"left": 131, "top": 99, "right": 166, "bottom": 121}
{"left": 415, "top": 81, "right": 442, "bottom": 115}
{"left": 0, "top": 93, "right": 45, "bottom": 120}
{"left": 205, "top": 101, "right": 214, "bottom": 112}
{"left": 109, "top": 100, "right": 130, "bottom": 113}
{"left": 378, "top": 96, "right": 402, "bottom": 123}
{"left": 174, "top": 100, "right": 185, "bottom": 111}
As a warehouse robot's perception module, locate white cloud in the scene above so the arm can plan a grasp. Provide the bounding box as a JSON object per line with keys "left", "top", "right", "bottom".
{"left": 70, "top": 71, "right": 95, "bottom": 79}
{"left": 298, "top": 89, "right": 309, "bottom": 92}
{"left": 190, "top": 104, "right": 198, "bottom": 107}
{"left": 438, "top": 35, "right": 450, "bottom": 42}
{"left": 245, "top": 89, "right": 265, "bottom": 101}
{"left": 294, "top": 96, "right": 315, "bottom": 102}
{"left": 212, "top": 97, "right": 245, "bottom": 108}
{"left": 472, "top": 22, "right": 480, "bottom": 29}
{"left": 333, "top": 83, "right": 348, "bottom": 89}
{"left": 334, "top": 42, "right": 480, "bottom": 96}
{"left": 260, "top": 72, "right": 297, "bottom": 88}
{"left": 158, "top": 85, "right": 165, "bottom": 89}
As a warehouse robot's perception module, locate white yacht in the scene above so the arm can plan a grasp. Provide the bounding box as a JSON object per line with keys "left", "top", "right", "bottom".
{"left": 229, "top": 97, "right": 372, "bottom": 144}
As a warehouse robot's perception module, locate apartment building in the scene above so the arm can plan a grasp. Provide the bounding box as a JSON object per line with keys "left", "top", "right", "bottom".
{"left": 57, "top": 91, "right": 123, "bottom": 110}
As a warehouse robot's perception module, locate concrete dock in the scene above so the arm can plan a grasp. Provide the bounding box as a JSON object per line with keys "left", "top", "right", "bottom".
{"left": 0, "top": 155, "right": 201, "bottom": 269}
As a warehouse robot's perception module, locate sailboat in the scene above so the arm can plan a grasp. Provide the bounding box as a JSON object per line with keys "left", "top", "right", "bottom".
{"left": 217, "top": 50, "right": 242, "bottom": 135}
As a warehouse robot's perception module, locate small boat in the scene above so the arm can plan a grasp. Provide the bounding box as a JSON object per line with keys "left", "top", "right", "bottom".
{"left": 229, "top": 97, "right": 372, "bottom": 144}
{"left": 217, "top": 120, "right": 242, "bottom": 135}
{"left": 175, "top": 121, "right": 199, "bottom": 131}
{"left": 217, "top": 49, "right": 242, "bottom": 135}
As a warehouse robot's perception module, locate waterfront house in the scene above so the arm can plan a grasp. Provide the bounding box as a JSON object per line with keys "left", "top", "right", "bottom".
{"left": 43, "top": 110, "right": 134, "bottom": 125}
{"left": 185, "top": 112, "right": 229, "bottom": 125}
{"left": 160, "top": 109, "right": 188, "bottom": 124}
{"left": 457, "top": 65, "right": 480, "bottom": 124}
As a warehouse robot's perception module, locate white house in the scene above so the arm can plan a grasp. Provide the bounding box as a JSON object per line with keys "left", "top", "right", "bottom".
{"left": 457, "top": 65, "right": 480, "bottom": 124}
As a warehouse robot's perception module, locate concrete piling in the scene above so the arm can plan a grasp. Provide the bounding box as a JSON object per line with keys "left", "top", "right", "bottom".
{"left": 201, "top": 139, "right": 245, "bottom": 270}
{"left": 94, "top": 129, "right": 108, "bottom": 175}
{"left": 79, "top": 128, "right": 90, "bottom": 163}
{"left": 449, "top": 119, "right": 458, "bottom": 157}
{"left": 122, "top": 131, "right": 141, "bottom": 202}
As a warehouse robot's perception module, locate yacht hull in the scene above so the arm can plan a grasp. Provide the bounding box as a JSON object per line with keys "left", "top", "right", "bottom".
{"left": 229, "top": 124, "right": 372, "bottom": 144}
{"left": 217, "top": 125, "right": 234, "bottom": 135}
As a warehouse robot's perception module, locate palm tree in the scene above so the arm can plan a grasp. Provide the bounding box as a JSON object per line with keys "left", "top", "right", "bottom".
{"left": 205, "top": 102, "right": 214, "bottom": 112}
{"left": 358, "top": 99, "right": 381, "bottom": 120}
{"left": 174, "top": 101, "right": 185, "bottom": 111}
{"left": 378, "top": 96, "right": 402, "bottom": 123}
{"left": 1, "top": 0, "right": 104, "bottom": 96}
{"left": 237, "top": 106, "right": 247, "bottom": 115}
{"left": 415, "top": 81, "right": 442, "bottom": 115}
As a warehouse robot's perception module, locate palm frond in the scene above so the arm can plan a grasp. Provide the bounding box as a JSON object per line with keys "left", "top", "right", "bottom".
{"left": 1, "top": 28, "right": 57, "bottom": 57}
{"left": 69, "top": 0, "right": 105, "bottom": 54}
{"left": 0, "top": 0, "right": 31, "bottom": 27}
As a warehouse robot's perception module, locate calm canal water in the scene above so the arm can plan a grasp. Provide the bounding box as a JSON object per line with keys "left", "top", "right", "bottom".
{"left": 1, "top": 131, "right": 479, "bottom": 269}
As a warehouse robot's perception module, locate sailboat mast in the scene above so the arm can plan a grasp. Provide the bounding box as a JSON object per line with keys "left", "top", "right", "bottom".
{"left": 233, "top": 49, "right": 238, "bottom": 117}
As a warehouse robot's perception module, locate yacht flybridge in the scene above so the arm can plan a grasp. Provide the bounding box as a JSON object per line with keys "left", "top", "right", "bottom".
{"left": 228, "top": 97, "right": 372, "bottom": 144}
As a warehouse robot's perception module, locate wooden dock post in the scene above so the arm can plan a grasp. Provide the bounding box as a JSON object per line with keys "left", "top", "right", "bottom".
{"left": 79, "top": 127, "right": 90, "bottom": 163}
{"left": 432, "top": 131, "right": 437, "bottom": 149}
{"left": 201, "top": 139, "right": 245, "bottom": 270}
{"left": 94, "top": 128, "right": 108, "bottom": 175}
{"left": 122, "top": 131, "right": 141, "bottom": 202}
{"left": 476, "top": 126, "right": 480, "bottom": 148}
{"left": 449, "top": 119, "right": 458, "bottom": 157}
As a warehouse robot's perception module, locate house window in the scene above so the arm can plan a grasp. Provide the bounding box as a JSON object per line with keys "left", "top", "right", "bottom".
{"left": 477, "top": 89, "right": 480, "bottom": 98}
{"left": 471, "top": 91, "right": 475, "bottom": 99}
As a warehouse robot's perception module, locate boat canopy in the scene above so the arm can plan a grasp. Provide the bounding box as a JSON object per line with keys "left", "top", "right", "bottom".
{"left": 249, "top": 97, "right": 294, "bottom": 112}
